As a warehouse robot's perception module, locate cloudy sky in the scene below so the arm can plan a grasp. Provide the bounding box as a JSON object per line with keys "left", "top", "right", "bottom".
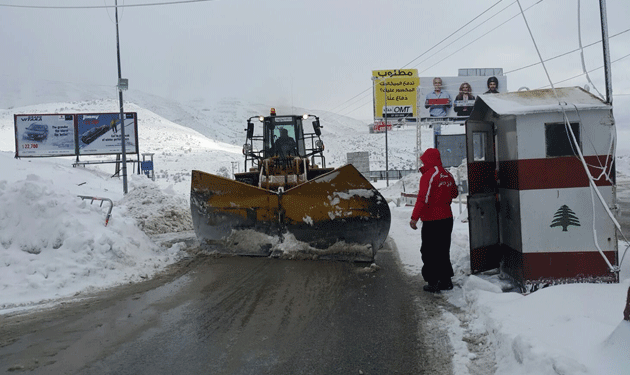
{"left": 1, "top": 0, "right": 629, "bottom": 123}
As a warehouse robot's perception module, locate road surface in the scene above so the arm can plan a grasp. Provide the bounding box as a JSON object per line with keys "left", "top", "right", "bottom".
{"left": 0, "top": 240, "right": 454, "bottom": 374}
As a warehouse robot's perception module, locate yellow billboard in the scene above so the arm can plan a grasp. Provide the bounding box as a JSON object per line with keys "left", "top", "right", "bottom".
{"left": 372, "top": 71, "right": 419, "bottom": 118}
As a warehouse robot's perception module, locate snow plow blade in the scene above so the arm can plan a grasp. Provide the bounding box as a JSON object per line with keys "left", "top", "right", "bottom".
{"left": 190, "top": 165, "right": 391, "bottom": 261}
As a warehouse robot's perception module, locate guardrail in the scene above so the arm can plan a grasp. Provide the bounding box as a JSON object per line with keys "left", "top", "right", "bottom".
{"left": 78, "top": 195, "right": 113, "bottom": 226}
{"left": 365, "top": 169, "right": 416, "bottom": 181}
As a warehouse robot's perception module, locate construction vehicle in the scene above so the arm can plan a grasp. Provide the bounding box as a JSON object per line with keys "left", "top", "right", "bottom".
{"left": 190, "top": 110, "right": 391, "bottom": 262}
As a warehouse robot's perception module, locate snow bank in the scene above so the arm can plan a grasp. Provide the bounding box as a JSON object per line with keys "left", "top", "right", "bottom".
{"left": 0, "top": 156, "right": 185, "bottom": 310}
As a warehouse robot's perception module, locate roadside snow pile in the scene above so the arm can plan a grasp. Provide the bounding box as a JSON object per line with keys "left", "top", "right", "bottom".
{"left": 0, "top": 172, "right": 182, "bottom": 310}
{"left": 119, "top": 182, "right": 193, "bottom": 235}
{"left": 459, "top": 281, "right": 630, "bottom": 375}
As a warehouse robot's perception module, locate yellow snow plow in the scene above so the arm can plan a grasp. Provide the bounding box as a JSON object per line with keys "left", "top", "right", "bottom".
{"left": 190, "top": 111, "right": 391, "bottom": 261}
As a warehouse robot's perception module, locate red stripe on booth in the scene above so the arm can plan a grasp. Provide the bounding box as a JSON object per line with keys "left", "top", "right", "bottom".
{"left": 499, "top": 155, "right": 614, "bottom": 190}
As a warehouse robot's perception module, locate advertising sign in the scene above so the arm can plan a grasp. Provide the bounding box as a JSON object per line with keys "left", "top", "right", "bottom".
{"left": 77, "top": 113, "right": 138, "bottom": 155}
{"left": 14, "top": 114, "right": 76, "bottom": 157}
{"left": 371, "top": 119, "right": 393, "bottom": 133}
{"left": 418, "top": 75, "right": 507, "bottom": 120}
{"left": 372, "top": 69, "right": 419, "bottom": 119}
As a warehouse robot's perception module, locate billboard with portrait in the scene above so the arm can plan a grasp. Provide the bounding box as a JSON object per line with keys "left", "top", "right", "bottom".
{"left": 418, "top": 75, "right": 507, "bottom": 120}
{"left": 14, "top": 114, "right": 76, "bottom": 157}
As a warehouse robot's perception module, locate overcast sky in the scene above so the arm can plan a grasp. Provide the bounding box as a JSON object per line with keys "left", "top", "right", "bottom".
{"left": 1, "top": 0, "right": 629, "bottom": 124}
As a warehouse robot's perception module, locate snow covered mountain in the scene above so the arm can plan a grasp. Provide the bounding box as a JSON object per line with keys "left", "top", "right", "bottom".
{"left": 1, "top": 77, "right": 435, "bottom": 175}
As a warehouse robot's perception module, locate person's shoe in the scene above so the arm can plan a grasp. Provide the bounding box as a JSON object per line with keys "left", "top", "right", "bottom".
{"left": 439, "top": 279, "right": 454, "bottom": 291}
{"left": 423, "top": 283, "right": 440, "bottom": 293}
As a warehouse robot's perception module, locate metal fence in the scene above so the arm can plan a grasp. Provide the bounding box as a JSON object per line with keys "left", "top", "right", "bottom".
{"left": 365, "top": 169, "right": 416, "bottom": 181}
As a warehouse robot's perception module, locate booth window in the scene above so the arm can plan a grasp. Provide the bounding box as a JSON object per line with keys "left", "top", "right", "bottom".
{"left": 545, "top": 122, "right": 580, "bottom": 157}
{"left": 472, "top": 132, "right": 487, "bottom": 161}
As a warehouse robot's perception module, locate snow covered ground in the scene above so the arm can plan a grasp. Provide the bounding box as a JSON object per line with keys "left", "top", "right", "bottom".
{"left": 1, "top": 98, "right": 629, "bottom": 374}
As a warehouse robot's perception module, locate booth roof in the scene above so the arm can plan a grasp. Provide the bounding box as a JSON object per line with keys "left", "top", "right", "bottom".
{"left": 471, "top": 86, "right": 610, "bottom": 118}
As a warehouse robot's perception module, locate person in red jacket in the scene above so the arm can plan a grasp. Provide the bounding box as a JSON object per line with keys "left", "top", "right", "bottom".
{"left": 409, "top": 148, "right": 459, "bottom": 293}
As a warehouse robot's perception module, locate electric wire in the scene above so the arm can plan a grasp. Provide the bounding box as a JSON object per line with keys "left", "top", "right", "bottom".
{"left": 516, "top": 0, "right": 621, "bottom": 273}
{"left": 326, "top": 0, "right": 509, "bottom": 117}
{"left": 539, "top": 51, "right": 630, "bottom": 88}
{"left": 504, "top": 27, "right": 630, "bottom": 75}
{"left": 415, "top": 0, "right": 544, "bottom": 74}
{"left": 330, "top": 1, "right": 548, "bottom": 118}
{"left": 400, "top": 0, "right": 506, "bottom": 69}
{"left": 337, "top": 27, "right": 630, "bottom": 119}
{"left": 0, "top": 0, "right": 215, "bottom": 9}
{"left": 333, "top": 0, "right": 626, "bottom": 119}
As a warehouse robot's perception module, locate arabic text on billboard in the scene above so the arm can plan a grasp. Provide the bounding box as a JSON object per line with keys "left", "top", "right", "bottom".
{"left": 372, "top": 69, "right": 419, "bottom": 119}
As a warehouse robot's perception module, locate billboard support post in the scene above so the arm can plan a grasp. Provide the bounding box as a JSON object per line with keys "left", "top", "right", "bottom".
{"left": 115, "top": 0, "right": 128, "bottom": 194}
{"left": 384, "top": 79, "right": 389, "bottom": 187}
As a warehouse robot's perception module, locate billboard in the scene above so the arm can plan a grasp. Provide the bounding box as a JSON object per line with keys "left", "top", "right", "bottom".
{"left": 15, "top": 114, "right": 76, "bottom": 157}
{"left": 78, "top": 113, "right": 138, "bottom": 155}
{"left": 14, "top": 112, "right": 139, "bottom": 158}
{"left": 372, "top": 69, "right": 419, "bottom": 119}
{"left": 418, "top": 75, "right": 507, "bottom": 120}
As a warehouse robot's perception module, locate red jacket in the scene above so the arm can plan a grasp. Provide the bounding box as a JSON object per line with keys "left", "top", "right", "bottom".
{"left": 411, "top": 148, "right": 458, "bottom": 222}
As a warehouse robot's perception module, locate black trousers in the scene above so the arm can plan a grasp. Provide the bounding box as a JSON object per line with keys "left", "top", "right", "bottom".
{"left": 420, "top": 217, "right": 454, "bottom": 285}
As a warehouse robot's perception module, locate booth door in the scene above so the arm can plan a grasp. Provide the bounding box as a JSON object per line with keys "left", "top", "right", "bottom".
{"left": 466, "top": 120, "right": 501, "bottom": 273}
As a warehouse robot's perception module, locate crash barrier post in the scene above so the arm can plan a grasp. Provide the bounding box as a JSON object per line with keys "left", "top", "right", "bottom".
{"left": 77, "top": 195, "right": 113, "bottom": 226}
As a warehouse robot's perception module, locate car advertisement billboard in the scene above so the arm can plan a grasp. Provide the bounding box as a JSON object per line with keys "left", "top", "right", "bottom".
{"left": 372, "top": 69, "right": 419, "bottom": 119}
{"left": 418, "top": 75, "right": 507, "bottom": 120}
{"left": 14, "top": 112, "right": 139, "bottom": 158}
{"left": 77, "top": 113, "right": 138, "bottom": 155}
{"left": 14, "top": 114, "right": 76, "bottom": 157}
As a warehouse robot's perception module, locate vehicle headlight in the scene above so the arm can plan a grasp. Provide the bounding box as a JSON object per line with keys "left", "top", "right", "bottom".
{"left": 315, "top": 140, "right": 324, "bottom": 150}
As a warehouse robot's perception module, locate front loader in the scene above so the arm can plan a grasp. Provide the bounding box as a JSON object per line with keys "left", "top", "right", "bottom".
{"left": 190, "top": 110, "right": 391, "bottom": 261}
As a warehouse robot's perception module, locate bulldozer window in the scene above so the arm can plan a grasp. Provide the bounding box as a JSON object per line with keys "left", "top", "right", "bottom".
{"left": 274, "top": 126, "right": 297, "bottom": 157}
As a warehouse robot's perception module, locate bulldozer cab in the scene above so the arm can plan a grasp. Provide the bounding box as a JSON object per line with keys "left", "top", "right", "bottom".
{"left": 264, "top": 116, "right": 305, "bottom": 158}
{"left": 243, "top": 113, "right": 326, "bottom": 173}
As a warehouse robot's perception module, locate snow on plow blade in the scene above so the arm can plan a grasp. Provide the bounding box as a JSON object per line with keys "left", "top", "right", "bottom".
{"left": 190, "top": 165, "right": 391, "bottom": 261}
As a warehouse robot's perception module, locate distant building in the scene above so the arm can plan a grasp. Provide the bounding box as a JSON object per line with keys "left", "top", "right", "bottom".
{"left": 347, "top": 152, "right": 370, "bottom": 175}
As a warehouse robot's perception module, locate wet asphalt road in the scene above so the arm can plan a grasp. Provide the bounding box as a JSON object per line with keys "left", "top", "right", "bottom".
{"left": 0, "top": 242, "right": 451, "bottom": 375}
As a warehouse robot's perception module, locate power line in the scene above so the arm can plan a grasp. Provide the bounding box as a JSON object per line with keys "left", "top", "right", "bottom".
{"left": 336, "top": 48, "right": 630, "bottom": 119}
{"left": 504, "top": 27, "right": 630, "bottom": 75}
{"left": 400, "top": 0, "right": 506, "bottom": 69}
{"left": 539, "top": 51, "right": 630, "bottom": 89}
{"left": 330, "top": 1, "right": 542, "bottom": 117}
{"left": 0, "top": 0, "right": 215, "bottom": 9}
{"left": 327, "top": 0, "right": 510, "bottom": 117}
{"left": 335, "top": 4, "right": 629, "bottom": 118}
{"left": 415, "top": 0, "right": 544, "bottom": 74}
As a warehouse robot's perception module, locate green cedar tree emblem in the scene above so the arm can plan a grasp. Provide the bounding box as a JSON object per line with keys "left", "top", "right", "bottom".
{"left": 550, "top": 205, "right": 581, "bottom": 232}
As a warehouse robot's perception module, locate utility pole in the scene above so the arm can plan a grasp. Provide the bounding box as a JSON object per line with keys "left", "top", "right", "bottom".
{"left": 115, "top": 0, "right": 128, "bottom": 194}
{"left": 384, "top": 79, "right": 389, "bottom": 187}
{"left": 599, "top": 0, "right": 613, "bottom": 105}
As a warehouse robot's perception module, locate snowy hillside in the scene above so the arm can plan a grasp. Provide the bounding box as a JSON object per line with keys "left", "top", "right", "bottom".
{"left": 1, "top": 76, "right": 445, "bottom": 173}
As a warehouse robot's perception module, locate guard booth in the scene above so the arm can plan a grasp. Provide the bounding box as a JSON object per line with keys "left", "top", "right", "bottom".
{"left": 466, "top": 87, "right": 619, "bottom": 291}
